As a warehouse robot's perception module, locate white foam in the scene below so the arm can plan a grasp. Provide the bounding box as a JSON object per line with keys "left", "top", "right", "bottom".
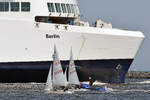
{"left": 104, "top": 86, "right": 116, "bottom": 92}
{"left": 138, "top": 81, "right": 150, "bottom": 84}
{"left": 122, "top": 89, "right": 150, "bottom": 93}
{"left": 44, "top": 90, "right": 74, "bottom": 94}
{"left": 74, "top": 88, "right": 88, "bottom": 92}
{"left": 128, "top": 80, "right": 150, "bottom": 84}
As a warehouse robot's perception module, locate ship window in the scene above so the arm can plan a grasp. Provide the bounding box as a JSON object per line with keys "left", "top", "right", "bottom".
{"left": 66, "top": 4, "right": 71, "bottom": 13}
{"left": 21, "top": 2, "right": 30, "bottom": 12}
{"left": 10, "top": 2, "right": 19, "bottom": 12}
{"left": 61, "top": 3, "right": 67, "bottom": 13}
{"left": 47, "top": 3, "right": 55, "bottom": 12}
{"left": 0, "top": 2, "right": 9, "bottom": 11}
{"left": 71, "top": 4, "right": 75, "bottom": 13}
{"left": 55, "top": 3, "right": 61, "bottom": 13}
{"left": 69, "top": 4, "right": 73, "bottom": 13}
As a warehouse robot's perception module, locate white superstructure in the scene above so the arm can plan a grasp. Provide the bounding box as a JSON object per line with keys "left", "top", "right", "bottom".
{"left": 0, "top": 0, "right": 144, "bottom": 63}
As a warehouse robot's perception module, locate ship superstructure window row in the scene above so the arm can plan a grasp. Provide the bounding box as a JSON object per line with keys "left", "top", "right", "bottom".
{"left": 0, "top": 2, "right": 30, "bottom": 12}
{"left": 47, "top": 3, "right": 78, "bottom": 14}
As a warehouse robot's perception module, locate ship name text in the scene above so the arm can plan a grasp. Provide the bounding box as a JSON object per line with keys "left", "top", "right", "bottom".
{"left": 46, "top": 34, "right": 60, "bottom": 39}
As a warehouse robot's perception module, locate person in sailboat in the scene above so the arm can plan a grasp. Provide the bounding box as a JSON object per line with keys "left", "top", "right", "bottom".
{"left": 89, "top": 74, "right": 94, "bottom": 86}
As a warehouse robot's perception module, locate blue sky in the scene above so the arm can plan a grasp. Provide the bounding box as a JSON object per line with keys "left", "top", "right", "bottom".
{"left": 78, "top": 0, "right": 150, "bottom": 71}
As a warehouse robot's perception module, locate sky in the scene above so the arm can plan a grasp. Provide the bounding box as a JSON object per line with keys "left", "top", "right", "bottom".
{"left": 78, "top": 0, "right": 150, "bottom": 71}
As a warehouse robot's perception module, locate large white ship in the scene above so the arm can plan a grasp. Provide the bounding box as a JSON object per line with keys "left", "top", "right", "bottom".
{"left": 0, "top": 0, "right": 144, "bottom": 83}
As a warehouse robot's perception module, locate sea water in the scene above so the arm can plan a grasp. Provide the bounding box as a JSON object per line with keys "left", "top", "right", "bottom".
{"left": 0, "top": 79, "right": 150, "bottom": 100}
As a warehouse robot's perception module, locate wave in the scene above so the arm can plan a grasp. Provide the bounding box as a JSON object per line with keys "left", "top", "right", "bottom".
{"left": 127, "top": 80, "right": 150, "bottom": 84}
{"left": 122, "top": 89, "right": 150, "bottom": 93}
{"left": 104, "top": 86, "right": 118, "bottom": 92}
{"left": 138, "top": 80, "right": 150, "bottom": 84}
{"left": 104, "top": 87, "right": 150, "bottom": 93}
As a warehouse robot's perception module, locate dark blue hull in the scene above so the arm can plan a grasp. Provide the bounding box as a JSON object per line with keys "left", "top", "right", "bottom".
{"left": 0, "top": 59, "right": 133, "bottom": 83}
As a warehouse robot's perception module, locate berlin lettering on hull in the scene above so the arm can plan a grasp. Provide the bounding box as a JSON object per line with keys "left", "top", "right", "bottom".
{"left": 46, "top": 34, "right": 60, "bottom": 39}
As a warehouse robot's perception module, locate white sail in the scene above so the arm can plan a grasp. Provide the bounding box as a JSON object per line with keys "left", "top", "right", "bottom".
{"left": 45, "top": 64, "right": 53, "bottom": 91}
{"left": 68, "top": 48, "right": 80, "bottom": 85}
{"left": 52, "top": 45, "right": 67, "bottom": 87}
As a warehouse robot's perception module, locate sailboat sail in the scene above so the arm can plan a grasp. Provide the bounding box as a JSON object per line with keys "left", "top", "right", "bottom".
{"left": 52, "top": 45, "right": 67, "bottom": 87}
{"left": 68, "top": 48, "right": 80, "bottom": 85}
{"left": 45, "top": 64, "right": 53, "bottom": 91}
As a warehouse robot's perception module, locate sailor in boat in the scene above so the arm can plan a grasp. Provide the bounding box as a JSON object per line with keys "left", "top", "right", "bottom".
{"left": 88, "top": 73, "right": 95, "bottom": 86}
{"left": 80, "top": 74, "right": 104, "bottom": 91}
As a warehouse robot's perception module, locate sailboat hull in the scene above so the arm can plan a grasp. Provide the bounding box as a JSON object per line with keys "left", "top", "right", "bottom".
{"left": 0, "top": 59, "right": 133, "bottom": 83}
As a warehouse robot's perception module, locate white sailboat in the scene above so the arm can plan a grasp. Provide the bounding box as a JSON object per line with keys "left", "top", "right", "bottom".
{"left": 45, "top": 45, "right": 68, "bottom": 91}
{"left": 68, "top": 48, "right": 80, "bottom": 85}
{"left": 52, "top": 45, "right": 68, "bottom": 87}
{"left": 45, "top": 64, "right": 53, "bottom": 91}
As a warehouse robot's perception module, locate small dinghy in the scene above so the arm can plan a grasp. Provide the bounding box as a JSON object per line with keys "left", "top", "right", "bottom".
{"left": 81, "top": 83, "right": 104, "bottom": 91}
